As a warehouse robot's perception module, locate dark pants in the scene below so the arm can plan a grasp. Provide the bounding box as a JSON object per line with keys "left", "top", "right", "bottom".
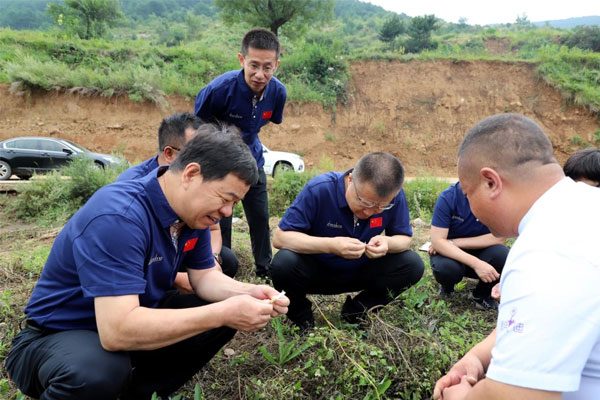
{"left": 6, "top": 292, "right": 235, "bottom": 400}
{"left": 430, "top": 244, "right": 509, "bottom": 298}
{"left": 220, "top": 168, "right": 271, "bottom": 273}
{"left": 270, "top": 249, "right": 425, "bottom": 325}
{"left": 180, "top": 245, "right": 238, "bottom": 278}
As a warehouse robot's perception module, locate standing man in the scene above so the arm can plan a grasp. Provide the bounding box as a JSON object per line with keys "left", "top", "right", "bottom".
{"left": 433, "top": 114, "right": 600, "bottom": 400}
{"left": 194, "top": 28, "right": 286, "bottom": 278}
{"left": 270, "top": 152, "right": 425, "bottom": 330}
{"left": 6, "top": 125, "right": 289, "bottom": 400}
{"left": 117, "top": 112, "right": 240, "bottom": 289}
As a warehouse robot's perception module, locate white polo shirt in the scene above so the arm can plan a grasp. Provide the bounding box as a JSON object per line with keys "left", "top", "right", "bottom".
{"left": 487, "top": 178, "right": 600, "bottom": 399}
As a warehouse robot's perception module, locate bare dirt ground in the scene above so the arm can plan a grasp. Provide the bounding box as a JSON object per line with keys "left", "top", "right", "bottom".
{"left": 1, "top": 59, "right": 598, "bottom": 176}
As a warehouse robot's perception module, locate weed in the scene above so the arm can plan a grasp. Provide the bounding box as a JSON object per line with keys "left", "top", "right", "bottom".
{"left": 259, "top": 318, "right": 314, "bottom": 367}
{"left": 324, "top": 131, "right": 337, "bottom": 142}
{"left": 570, "top": 135, "right": 585, "bottom": 146}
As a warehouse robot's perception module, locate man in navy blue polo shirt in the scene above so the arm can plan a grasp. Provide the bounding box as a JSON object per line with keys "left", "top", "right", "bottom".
{"left": 6, "top": 125, "right": 289, "bottom": 400}
{"left": 429, "top": 181, "right": 509, "bottom": 311}
{"left": 194, "top": 28, "right": 286, "bottom": 278}
{"left": 269, "top": 152, "right": 424, "bottom": 329}
{"left": 117, "top": 112, "right": 240, "bottom": 286}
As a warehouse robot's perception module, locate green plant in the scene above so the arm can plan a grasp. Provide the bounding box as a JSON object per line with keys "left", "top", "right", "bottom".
{"left": 570, "top": 135, "right": 585, "bottom": 146}
{"left": 324, "top": 131, "right": 336, "bottom": 142}
{"left": 403, "top": 178, "right": 452, "bottom": 222}
{"left": 593, "top": 130, "right": 600, "bottom": 143}
{"left": 268, "top": 170, "right": 316, "bottom": 217}
{"left": 259, "top": 318, "right": 314, "bottom": 367}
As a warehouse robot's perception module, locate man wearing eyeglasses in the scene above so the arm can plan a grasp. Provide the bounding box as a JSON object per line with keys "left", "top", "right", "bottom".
{"left": 117, "top": 112, "right": 239, "bottom": 290}
{"left": 194, "top": 29, "right": 286, "bottom": 279}
{"left": 269, "top": 152, "right": 425, "bottom": 330}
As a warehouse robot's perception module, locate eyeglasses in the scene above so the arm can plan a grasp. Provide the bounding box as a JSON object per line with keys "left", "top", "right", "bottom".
{"left": 244, "top": 59, "right": 275, "bottom": 75}
{"left": 352, "top": 182, "right": 395, "bottom": 211}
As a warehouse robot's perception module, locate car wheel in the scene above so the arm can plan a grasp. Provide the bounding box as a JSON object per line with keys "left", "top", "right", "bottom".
{"left": 273, "top": 162, "right": 293, "bottom": 177}
{"left": 94, "top": 161, "right": 105, "bottom": 169}
{"left": 0, "top": 160, "right": 12, "bottom": 180}
{"left": 17, "top": 174, "right": 32, "bottom": 180}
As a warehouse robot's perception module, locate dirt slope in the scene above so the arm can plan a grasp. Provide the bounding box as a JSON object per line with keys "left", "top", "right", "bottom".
{"left": 1, "top": 59, "right": 598, "bottom": 175}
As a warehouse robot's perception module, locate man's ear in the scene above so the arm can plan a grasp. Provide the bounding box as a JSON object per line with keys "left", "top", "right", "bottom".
{"left": 181, "top": 162, "right": 202, "bottom": 188}
{"left": 163, "top": 147, "right": 177, "bottom": 164}
{"left": 480, "top": 167, "right": 503, "bottom": 199}
{"left": 237, "top": 53, "right": 245, "bottom": 69}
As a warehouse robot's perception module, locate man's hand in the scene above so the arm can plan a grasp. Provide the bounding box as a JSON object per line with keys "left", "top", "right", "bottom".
{"left": 330, "top": 237, "right": 366, "bottom": 259}
{"left": 441, "top": 376, "right": 475, "bottom": 400}
{"left": 220, "top": 295, "right": 276, "bottom": 331}
{"left": 491, "top": 283, "right": 501, "bottom": 302}
{"left": 433, "top": 353, "right": 485, "bottom": 399}
{"left": 472, "top": 260, "right": 500, "bottom": 283}
{"left": 248, "top": 285, "right": 289, "bottom": 317}
{"left": 173, "top": 272, "right": 194, "bottom": 294}
{"left": 365, "top": 235, "right": 388, "bottom": 258}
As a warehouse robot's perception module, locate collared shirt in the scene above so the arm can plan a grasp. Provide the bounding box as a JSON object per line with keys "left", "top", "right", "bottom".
{"left": 431, "top": 182, "right": 490, "bottom": 239}
{"left": 116, "top": 155, "right": 159, "bottom": 182}
{"left": 278, "top": 170, "right": 412, "bottom": 271}
{"left": 194, "top": 69, "right": 286, "bottom": 168}
{"left": 24, "top": 167, "right": 213, "bottom": 331}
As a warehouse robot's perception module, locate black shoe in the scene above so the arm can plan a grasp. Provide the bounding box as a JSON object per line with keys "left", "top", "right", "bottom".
{"left": 255, "top": 266, "right": 270, "bottom": 280}
{"left": 290, "top": 315, "right": 315, "bottom": 334}
{"left": 472, "top": 295, "right": 498, "bottom": 311}
{"left": 438, "top": 285, "right": 454, "bottom": 298}
{"left": 341, "top": 295, "right": 368, "bottom": 326}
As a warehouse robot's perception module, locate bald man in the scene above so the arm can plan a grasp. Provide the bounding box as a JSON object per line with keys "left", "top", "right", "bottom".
{"left": 433, "top": 114, "right": 600, "bottom": 400}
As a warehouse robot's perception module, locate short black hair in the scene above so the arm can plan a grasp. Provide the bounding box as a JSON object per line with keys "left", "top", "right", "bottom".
{"left": 158, "top": 112, "right": 202, "bottom": 153}
{"left": 353, "top": 152, "right": 405, "bottom": 197}
{"left": 458, "top": 113, "right": 557, "bottom": 178}
{"left": 563, "top": 147, "right": 600, "bottom": 183}
{"left": 241, "top": 28, "right": 280, "bottom": 58}
{"left": 170, "top": 122, "right": 258, "bottom": 186}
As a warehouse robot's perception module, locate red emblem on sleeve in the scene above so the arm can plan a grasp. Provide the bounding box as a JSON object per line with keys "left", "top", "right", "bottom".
{"left": 183, "top": 238, "right": 198, "bottom": 252}
{"left": 262, "top": 111, "right": 273, "bottom": 119}
{"left": 370, "top": 217, "right": 383, "bottom": 228}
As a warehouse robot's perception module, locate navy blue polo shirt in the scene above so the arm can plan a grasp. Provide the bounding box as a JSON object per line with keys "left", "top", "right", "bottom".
{"left": 24, "top": 167, "right": 213, "bottom": 331}
{"left": 431, "top": 182, "right": 490, "bottom": 239}
{"left": 278, "top": 171, "right": 413, "bottom": 271}
{"left": 116, "top": 155, "right": 159, "bottom": 182}
{"left": 194, "top": 69, "right": 286, "bottom": 168}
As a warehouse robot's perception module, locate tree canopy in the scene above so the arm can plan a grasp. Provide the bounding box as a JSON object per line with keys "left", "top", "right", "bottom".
{"left": 214, "top": 0, "right": 334, "bottom": 36}
{"left": 47, "top": 0, "right": 124, "bottom": 39}
{"left": 378, "top": 14, "right": 404, "bottom": 46}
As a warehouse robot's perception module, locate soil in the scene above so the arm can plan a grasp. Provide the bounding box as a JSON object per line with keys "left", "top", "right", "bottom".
{"left": 1, "top": 59, "right": 598, "bottom": 176}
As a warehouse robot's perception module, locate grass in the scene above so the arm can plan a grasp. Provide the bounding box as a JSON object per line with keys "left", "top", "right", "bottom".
{"left": 0, "top": 184, "right": 496, "bottom": 399}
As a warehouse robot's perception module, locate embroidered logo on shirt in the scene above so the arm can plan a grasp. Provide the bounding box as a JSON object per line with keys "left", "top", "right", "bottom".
{"left": 370, "top": 217, "right": 383, "bottom": 228}
{"left": 148, "top": 255, "right": 163, "bottom": 265}
{"left": 451, "top": 215, "right": 464, "bottom": 222}
{"left": 326, "top": 221, "right": 343, "bottom": 229}
{"left": 183, "top": 238, "right": 198, "bottom": 252}
{"left": 228, "top": 113, "right": 243, "bottom": 119}
{"left": 500, "top": 308, "right": 524, "bottom": 333}
{"left": 262, "top": 111, "right": 272, "bottom": 119}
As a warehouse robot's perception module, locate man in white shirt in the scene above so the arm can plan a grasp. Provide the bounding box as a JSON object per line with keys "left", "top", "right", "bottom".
{"left": 433, "top": 113, "right": 600, "bottom": 400}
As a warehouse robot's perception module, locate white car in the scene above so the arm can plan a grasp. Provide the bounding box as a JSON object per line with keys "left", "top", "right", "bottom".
{"left": 262, "top": 145, "right": 305, "bottom": 177}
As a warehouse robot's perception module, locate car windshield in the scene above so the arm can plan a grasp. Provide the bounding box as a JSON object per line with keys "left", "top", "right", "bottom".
{"left": 62, "top": 140, "right": 89, "bottom": 153}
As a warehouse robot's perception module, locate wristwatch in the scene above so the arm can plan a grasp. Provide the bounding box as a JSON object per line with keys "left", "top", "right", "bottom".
{"left": 213, "top": 253, "right": 222, "bottom": 265}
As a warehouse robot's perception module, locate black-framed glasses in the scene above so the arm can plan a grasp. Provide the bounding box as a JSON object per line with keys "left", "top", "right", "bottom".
{"left": 244, "top": 58, "right": 276, "bottom": 75}
{"left": 352, "top": 182, "right": 394, "bottom": 211}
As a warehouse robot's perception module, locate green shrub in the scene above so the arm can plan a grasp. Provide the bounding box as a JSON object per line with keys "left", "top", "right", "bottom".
{"left": 269, "top": 170, "right": 317, "bottom": 217}
{"left": 403, "top": 178, "right": 452, "bottom": 222}
{"left": 5, "top": 157, "right": 127, "bottom": 225}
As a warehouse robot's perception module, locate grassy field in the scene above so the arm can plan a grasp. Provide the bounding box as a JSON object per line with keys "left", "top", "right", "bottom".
{"left": 0, "top": 174, "right": 496, "bottom": 400}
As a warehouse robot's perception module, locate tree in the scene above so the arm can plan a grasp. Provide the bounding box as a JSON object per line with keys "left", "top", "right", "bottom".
{"left": 378, "top": 14, "right": 404, "bottom": 50}
{"left": 213, "top": 0, "right": 334, "bottom": 37}
{"left": 47, "top": 0, "right": 123, "bottom": 39}
{"left": 404, "top": 14, "right": 438, "bottom": 53}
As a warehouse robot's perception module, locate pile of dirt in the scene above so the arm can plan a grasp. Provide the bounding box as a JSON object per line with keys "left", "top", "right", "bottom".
{"left": 1, "top": 59, "right": 598, "bottom": 176}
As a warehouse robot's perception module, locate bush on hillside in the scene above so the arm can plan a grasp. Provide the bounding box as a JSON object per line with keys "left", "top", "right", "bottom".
{"left": 269, "top": 170, "right": 317, "bottom": 217}
{"left": 403, "top": 178, "right": 452, "bottom": 221}
{"left": 562, "top": 26, "right": 600, "bottom": 52}
{"left": 5, "top": 157, "right": 127, "bottom": 225}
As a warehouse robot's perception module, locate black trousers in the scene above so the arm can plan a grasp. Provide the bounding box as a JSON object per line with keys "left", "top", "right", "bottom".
{"left": 220, "top": 168, "right": 271, "bottom": 272}
{"left": 180, "top": 245, "right": 238, "bottom": 278}
{"left": 270, "top": 249, "right": 425, "bottom": 325}
{"left": 6, "top": 292, "right": 235, "bottom": 400}
{"left": 430, "top": 244, "right": 509, "bottom": 298}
